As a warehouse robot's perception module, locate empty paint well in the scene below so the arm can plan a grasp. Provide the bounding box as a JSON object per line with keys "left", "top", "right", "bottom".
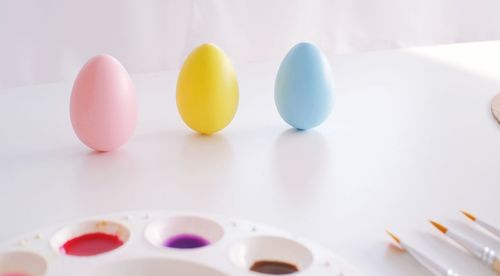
{"left": 164, "top": 233, "right": 210, "bottom": 249}
{"left": 145, "top": 216, "right": 224, "bottom": 250}
{"left": 51, "top": 220, "right": 130, "bottom": 257}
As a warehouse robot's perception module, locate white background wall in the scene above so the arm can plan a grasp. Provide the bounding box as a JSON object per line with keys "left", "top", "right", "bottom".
{"left": 1, "top": 0, "right": 500, "bottom": 89}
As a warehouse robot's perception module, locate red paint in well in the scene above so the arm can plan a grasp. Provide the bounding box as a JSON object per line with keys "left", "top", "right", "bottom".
{"left": 61, "top": 232, "right": 124, "bottom": 256}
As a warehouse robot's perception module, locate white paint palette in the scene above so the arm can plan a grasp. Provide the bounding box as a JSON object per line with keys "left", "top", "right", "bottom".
{"left": 0, "top": 211, "right": 361, "bottom": 276}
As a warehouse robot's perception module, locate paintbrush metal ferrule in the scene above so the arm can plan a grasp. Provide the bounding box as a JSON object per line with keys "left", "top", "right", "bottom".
{"left": 479, "top": 246, "right": 500, "bottom": 272}
{"left": 443, "top": 227, "right": 500, "bottom": 272}
{"left": 445, "top": 269, "right": 458, "bottom": 276}
{"left": 480, "top": 246, "right": 497, "bottom": 265}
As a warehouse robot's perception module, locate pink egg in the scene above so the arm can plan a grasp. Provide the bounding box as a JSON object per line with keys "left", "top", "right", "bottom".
{"left": 70, "top": 54, "right": 137, "bottom": 151}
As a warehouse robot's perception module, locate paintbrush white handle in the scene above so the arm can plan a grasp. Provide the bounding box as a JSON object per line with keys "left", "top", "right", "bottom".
{"left": 478, "top": 219, "right": 500, "bottom": 239}
{"left": 447, "top": 231, "right": 484, "bottom": 259}
{"left": 405, "top": 244, "right": 458, "bottom": 276}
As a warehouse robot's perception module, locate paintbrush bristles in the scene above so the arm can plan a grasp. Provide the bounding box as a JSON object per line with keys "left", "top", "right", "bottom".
{"left": 461, "top": 210, "right": 477, "bottom": 221}
{"left": 386, "top": 230, "right": 401, "bottom": 244}
{"left": 429, "top": 220, "right": 448, "bottom": 234}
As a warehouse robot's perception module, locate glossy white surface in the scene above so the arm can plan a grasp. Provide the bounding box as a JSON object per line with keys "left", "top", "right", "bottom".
{"left": 1, "top": 41, "right": 500, "bottom": 275}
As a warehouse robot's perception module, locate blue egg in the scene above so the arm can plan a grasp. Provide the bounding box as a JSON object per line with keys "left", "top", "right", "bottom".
{"left": 274, "top": 42, "right": 334, "bottom": 130}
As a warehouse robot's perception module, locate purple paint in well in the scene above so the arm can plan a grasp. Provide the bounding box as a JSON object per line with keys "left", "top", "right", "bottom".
{"left": 164, "top": 233, "right": 210, "bottom": 249}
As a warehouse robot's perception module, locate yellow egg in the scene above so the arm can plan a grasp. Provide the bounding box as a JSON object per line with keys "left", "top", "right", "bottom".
{"left": 176, "top": 43, "right": 239, "bottom": 134}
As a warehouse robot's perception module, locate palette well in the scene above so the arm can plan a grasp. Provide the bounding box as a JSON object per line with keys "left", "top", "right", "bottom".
{"left": 0, "top": 211, "right": 361, "bottom": 275}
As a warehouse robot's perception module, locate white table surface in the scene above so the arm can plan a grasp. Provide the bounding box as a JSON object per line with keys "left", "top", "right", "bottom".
{"left": 1, "top": 41, "right": 500, "bottom": 275}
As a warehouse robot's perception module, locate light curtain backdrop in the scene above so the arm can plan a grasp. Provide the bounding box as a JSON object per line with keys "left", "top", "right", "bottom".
{"left": 1, "top": 0, "right": 500, "bottom": 89}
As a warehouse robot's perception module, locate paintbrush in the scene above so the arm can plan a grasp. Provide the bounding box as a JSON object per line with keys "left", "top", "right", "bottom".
{"left": 386, "top": 230, "right": 459, "bottom": 275}
{"left": 461, "top": 211, "right": 500, "bottom": 239}
{"left": 430, "top": 220, "right": 500, "bottom": 273}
